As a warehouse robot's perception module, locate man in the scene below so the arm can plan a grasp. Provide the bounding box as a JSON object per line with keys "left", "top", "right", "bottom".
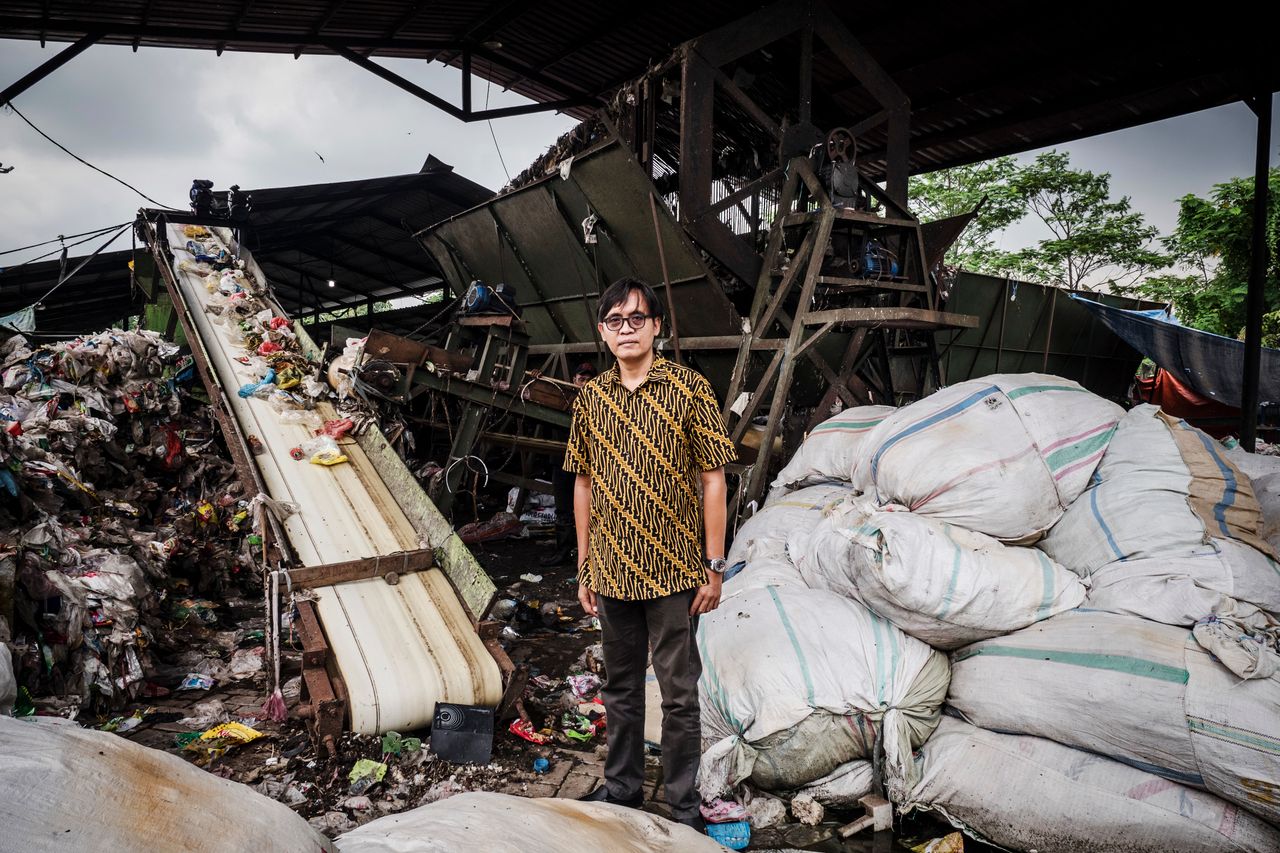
{"left": 541, "top": 362, "right": 596, "bottom": 567}
{"left": 563, "top": 277, "right": 736, "bottom": 834}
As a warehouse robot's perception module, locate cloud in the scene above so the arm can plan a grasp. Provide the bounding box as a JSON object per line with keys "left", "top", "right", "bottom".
{"left": 1, "top": 41, "right": 576, "bottom": 266}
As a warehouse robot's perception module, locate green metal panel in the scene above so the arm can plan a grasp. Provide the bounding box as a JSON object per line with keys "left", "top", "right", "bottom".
{"left": 419, "top": 139, "right": 742, "bottom": 345}
{"left": 939, "top": 271, "right": 1162, "bottom": 400}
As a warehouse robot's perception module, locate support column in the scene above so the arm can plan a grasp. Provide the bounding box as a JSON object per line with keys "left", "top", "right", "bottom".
{"left": 1241, "top": 91, "right": 1273, "bottom": 452}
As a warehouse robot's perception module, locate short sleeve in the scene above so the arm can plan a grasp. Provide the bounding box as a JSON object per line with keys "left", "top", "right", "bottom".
{"left": 688, "top": 374, "right": 738, "bottom": 471}
{"left": 563, "top": 392, "right": 593, "bottom": 475}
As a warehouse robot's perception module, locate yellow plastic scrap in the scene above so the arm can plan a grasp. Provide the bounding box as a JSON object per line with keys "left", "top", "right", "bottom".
{"left": 310, "top": 449, "right": 349, "bottom": 466}
{"left": 200, "top": 722, "right": 263, "bottom": 744}
{"left": 183, "top": 225, "right": 211, "bottom": 238}
{"left": 184, "top": 721, "right": 264, "bottom": 765}
{"left": 912, "top": 832, "right": 964, "bottom": 853}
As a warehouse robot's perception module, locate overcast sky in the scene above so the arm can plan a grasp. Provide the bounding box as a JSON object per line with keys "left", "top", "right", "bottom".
{"left": 2, "top": 40, "right": 1277, "bottom": 280}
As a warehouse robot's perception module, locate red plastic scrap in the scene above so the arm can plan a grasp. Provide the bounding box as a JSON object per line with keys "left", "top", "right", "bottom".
{"left": 268, "top": 317, "right": 290, "bottom": 330}
{"left": 509, "top": 719, "right": 552, "bottom": 745}
{"left": 317, "top": 418, "right": 355, "bottom": 439}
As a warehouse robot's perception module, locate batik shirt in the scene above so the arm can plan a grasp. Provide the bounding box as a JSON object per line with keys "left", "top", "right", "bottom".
{"left": 564, "top": 356, "right": 737, "bottom": 600}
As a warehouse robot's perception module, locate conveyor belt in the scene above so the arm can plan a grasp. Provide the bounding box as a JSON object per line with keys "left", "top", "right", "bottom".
{"left": 165, "top": 225, "right": 502, "bottom": 733}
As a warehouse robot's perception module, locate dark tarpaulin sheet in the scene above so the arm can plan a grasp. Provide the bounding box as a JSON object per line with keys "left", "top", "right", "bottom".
{"left": 1073, "top": 296, "right": 1280, "bottom": 407}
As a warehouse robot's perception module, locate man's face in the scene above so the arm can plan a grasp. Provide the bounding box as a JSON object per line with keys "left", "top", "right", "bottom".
{"left": 598, "top": 289, "right": 661, "bottom": 360}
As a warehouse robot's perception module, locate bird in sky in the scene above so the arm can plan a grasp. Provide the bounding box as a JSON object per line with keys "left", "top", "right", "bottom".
{"left": 314, "top": 151, "right": 325, "bottom": 163}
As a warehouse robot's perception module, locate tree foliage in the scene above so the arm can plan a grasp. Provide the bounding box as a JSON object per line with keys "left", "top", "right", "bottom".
{"left": 999, "top": 151, "right": 1167, "bottom": 290}
{"left": 909, "top": 151, "right": 1166, "bottom": 290}
{"left": 907, "top": 156, "right": 1025, "bottom": 271}
{"left": 1130, "top": 168, "right": 1280, "bottom": 338}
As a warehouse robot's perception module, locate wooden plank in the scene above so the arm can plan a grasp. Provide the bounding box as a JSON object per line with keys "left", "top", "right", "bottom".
{"left": 295, "top": 599, "right": 329, "bottom": 669}
{"left": 804, "top": 307, "right": 980, "bottom": 329}
{"left": 484, "top": 635, "right": 527, "bottom": 721}
{"left": 457, "top": 314, "right": 524, "bottom": 329}
{"left": 288, "top": 549, "right": 435, "bottom": 589}
{"left": 817, "top": 275, "right": 929, "bottom": 293}
{"left": 526, "top": 336, "right": 779, "bottom": 355}
{"left": 365, "top": 327, "right": 472, "bottom": 373}
{"left": 782, "top": 209, "right": 919, "bottom": 229}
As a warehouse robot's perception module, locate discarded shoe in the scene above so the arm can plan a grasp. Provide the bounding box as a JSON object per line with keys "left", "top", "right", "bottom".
{"left": 578, "top": 785, "right": 642, "bottom": 809}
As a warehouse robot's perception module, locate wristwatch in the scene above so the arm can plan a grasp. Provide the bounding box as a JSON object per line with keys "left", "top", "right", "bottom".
{"left": 707, "top": 557, "right": 727, "bottom": 575}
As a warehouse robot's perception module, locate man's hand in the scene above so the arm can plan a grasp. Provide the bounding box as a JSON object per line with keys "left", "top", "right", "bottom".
{"left": 577, "top": 583, "right": 598, "bottom": 617}
{"left": 689, "top": 574, "right": 722, "bottom": 616}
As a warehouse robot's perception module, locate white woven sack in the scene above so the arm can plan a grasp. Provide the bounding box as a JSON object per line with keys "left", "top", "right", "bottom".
{"left": 771, "top": 405, "right": 895, "bottom": 491}
{"left": 1039, "top": 405, "right": 1280, "bottom": 624}
{"left": 793, "top": 760, "right": 875, "bottom": 807}
{"left": 333, "top": 791, "right": 723, "bottom": 852}
{"left": 697, "top": 585, "right": 948, "bottom": 799}
{"left": 723, "top": 482, "right": 854, "bottom": 601}
{"left": 904, "top": 717, "right": 1280, "bottom": 853}
{"left": 790, "top": 498, "right": 1086, "bottom": 649}
{"left": 0, "top": 716, "right": 334, "bottom": 853}
{"left": 947, "top": 609, "right": 1280, "bottom": 825}
{"left": 852, "top": 373, "right": 1122, "bottom": 541}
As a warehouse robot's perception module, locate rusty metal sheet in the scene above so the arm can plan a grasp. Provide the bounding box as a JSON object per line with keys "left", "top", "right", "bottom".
{"left": 419, "top": 139, "right": 742, "bottom": 345}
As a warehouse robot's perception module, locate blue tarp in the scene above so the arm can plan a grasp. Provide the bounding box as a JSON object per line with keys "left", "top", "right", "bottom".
{"left": 1073, "top": 295, "right": 1280, "bottom": 407}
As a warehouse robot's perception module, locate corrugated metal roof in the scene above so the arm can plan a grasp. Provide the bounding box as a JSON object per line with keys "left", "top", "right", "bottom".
{"left": 2, "top": 2, "right": 1275, "bottom": 175}
{"left": 0, "top": 159, "right": 493, "bottom": 335}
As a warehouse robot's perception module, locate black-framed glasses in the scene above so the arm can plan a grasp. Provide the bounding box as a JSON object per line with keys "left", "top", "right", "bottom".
{"left": 602, "top": 313, "right": 654, "bottom": 332}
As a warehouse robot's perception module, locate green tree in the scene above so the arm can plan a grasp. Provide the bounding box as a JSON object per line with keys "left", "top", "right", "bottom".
{"left": 1130, "top": 168, "right": 1280, "bottom": 338}
{"left": 908, "top": 156, "right": 1025, "bottom": 271}
{"left": 999, "top": 151, "right": 1167, "bottom": 290}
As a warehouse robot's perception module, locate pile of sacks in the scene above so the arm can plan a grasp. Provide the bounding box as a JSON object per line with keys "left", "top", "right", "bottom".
{"left": 699, "top": 373, "right": 1280, "bottom": 851}
{"left": 1, "top": 327, "right": 251, "bottom": 711}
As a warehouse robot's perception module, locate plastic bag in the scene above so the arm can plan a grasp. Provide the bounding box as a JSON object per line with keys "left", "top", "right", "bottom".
{"left": 301, "top": 435, "right": 347, "bottom": 467}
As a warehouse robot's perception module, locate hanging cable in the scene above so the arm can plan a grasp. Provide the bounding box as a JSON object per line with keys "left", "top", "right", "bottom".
{"left": 5, "top": 103, "right": 179, "bottom": 209}
{"left": 483, "top": 62, "right": 512, "bottom": 185}
{"left": 23, "top": 222, "right": 131, "bottom": 310}
{"left": 0, "top": 222, "right": 130, "bottom": 257}
{"left": 1, "top": 224, "right": 133, "bottom": 272}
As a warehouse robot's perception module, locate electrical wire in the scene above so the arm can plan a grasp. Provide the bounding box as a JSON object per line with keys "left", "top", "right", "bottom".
{"left": 1, "top": 224, "right": 133, "bottom": 272}
{"left": 0, "top": 222, "right": 130, "bottom": 257}
{"left": 483, "top": 63, "right": 512, "bottom": 184}
{"left": 23, "top": 223, "right": 132, "bottom": 309}
{"left": 5, "top": 103, "right": 179, "bottom": 209}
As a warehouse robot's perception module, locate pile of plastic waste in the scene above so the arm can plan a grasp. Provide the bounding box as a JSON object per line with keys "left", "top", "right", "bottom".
{"left": 0, "top": 326, "right": 253, "bottom": 712}
{"left": 706, "top": 373, "right": 1280, "bottom": 852}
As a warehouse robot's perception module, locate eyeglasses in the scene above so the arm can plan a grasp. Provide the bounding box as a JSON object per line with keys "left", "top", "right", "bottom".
{"left": 601, "top": 313, "right": 654, "bottom": 332}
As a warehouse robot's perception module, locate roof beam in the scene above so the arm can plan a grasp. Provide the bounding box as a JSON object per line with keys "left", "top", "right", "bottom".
{"left": 0, "top": 16, "right": 465, "bottom": 51}
{"left": 0, "top": 31, "right": 99, "bottom": 104}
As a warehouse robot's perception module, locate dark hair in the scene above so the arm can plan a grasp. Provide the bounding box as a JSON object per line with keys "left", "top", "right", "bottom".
{"left": 596, "top": 277, "right": 665, "bottom": 326}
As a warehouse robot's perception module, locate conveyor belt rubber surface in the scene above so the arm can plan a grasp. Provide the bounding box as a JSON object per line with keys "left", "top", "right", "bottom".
{"left": 167, "top": 225, "right": 502, "bottom": 733}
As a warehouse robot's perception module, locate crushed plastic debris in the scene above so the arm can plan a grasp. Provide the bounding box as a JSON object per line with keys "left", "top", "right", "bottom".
{"left": 348, "top": 759, "right": 389, "bottom": 795}
{"left": 566, "top": 673, "right": 601, "bottom": 700}
{"left": 185, "top": 721, "right": 263, "bottom": 765}
{"left": 508, "top": 719, "right": 552, "bottom": 745}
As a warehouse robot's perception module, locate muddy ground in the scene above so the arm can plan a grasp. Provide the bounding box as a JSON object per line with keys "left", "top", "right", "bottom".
{"left": 69, "top": 530, "right": 978, "bottom": 851}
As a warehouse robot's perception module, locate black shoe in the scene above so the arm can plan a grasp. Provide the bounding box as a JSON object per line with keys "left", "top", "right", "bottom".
{"left": 578, "top": 785, "right": 642, "bottom": 809}
{"left": 674, "top": 814, "right": 707, "bottom": 834}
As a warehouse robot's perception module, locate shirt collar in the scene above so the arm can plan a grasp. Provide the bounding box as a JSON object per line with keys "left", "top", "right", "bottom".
{"left": 605, "top": 354, "right": 670, "bottom": 388}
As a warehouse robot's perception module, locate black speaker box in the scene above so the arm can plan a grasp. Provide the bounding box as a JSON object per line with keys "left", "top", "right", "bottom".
{"left": 429, "top": 702, "right": 494, "bottom": 765}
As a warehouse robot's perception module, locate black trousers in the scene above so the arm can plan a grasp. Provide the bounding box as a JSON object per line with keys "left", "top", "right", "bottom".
{"left": 597, "top": 588, "right": 703, "bottom": 819}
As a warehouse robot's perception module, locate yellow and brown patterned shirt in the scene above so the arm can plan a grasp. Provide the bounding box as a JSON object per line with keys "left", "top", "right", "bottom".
{"left": 563, "top": 356, "right": 737, "bottom": 600}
